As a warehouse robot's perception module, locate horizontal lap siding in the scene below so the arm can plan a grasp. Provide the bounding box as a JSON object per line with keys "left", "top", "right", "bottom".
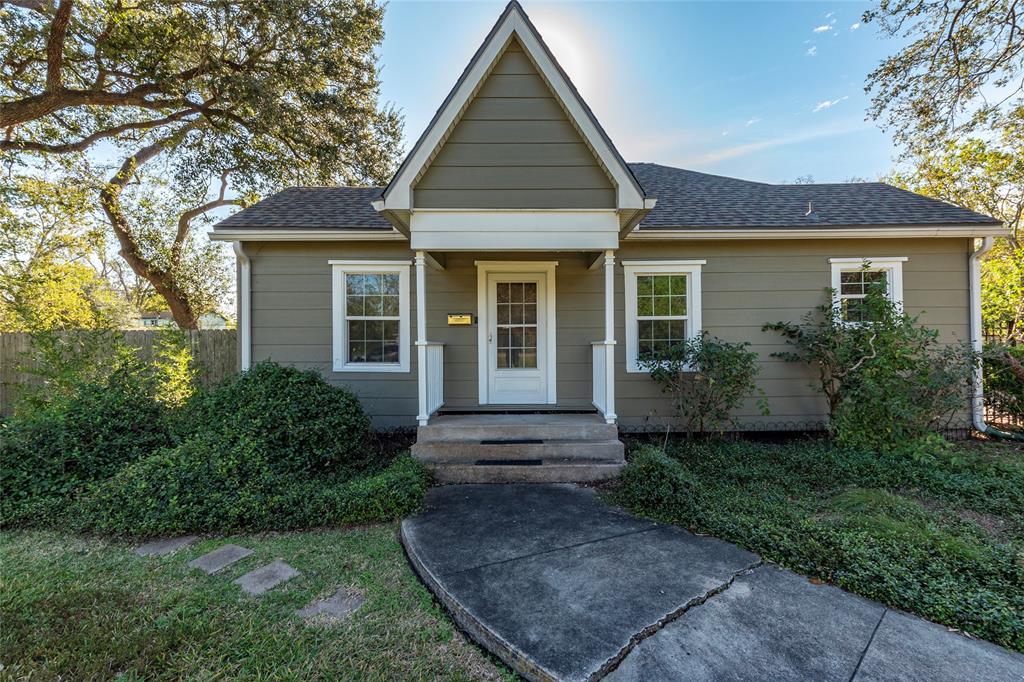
{"left": 614, "top": 238, "right": 973, "bottom": 428}
{"left": 247, "top": 241, "right": 419, "bottom": 428}
{"left": 246, "top": 238, "right": 972, "bottom": 430}
{"left": 413, "top": 41, "right": 615, "bottom": 209}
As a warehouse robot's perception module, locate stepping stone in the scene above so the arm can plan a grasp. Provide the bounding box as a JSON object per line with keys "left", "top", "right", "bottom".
{"left": 233, "top": 560, "right": 300, "bottom": 595}
{"left": 296, "top": 588, "right": 365, "bottom": 623}
{"left": 188, "top": 544, "right": 253, "bottom": 574}
{"left": 134, "top": 535, "right": 197, "bottom": 557}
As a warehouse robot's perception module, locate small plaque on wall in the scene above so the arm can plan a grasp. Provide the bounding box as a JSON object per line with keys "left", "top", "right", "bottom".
{"left": 447, "top": 314, "right": 473, "bottom": 326}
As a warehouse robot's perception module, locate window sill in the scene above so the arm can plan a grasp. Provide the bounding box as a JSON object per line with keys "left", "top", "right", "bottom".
{"left": 333, "top": 362, "right": 409, "bottom": 373}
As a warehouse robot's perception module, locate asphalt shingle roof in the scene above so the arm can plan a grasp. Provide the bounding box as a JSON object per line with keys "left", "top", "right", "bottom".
{"left": 214, "top": 186, "right": 390, "bottom": 230}
{"left": 212, "top": 164, "right": 999, "bottom": 232}
{"left": 629, "top": 163, "right": 1000, "bottom": 228}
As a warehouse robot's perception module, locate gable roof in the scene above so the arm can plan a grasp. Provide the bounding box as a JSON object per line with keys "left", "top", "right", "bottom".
{"left": 377, "top": 0, "right": 646, "bottom": 212}
{"left": 210, "top": 165, "right": 1000, "bottom": 234}
{"left": 213, "top": 187, "right": 391, "bottom": 230}
{"left": 630, "top": 163, "right": 1001, "bottom": 229}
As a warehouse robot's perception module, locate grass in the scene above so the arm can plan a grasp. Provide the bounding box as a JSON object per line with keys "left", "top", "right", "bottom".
{"left": 609, "top": 437, "right": 1024, "bottom": 652}
{"left": 0, "top": 525, "right": 507, "bottom": 680}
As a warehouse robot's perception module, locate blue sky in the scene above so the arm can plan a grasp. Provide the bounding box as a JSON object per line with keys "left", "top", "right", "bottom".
{"left": 377, "top": 1, "right": 907, "bottom": 184}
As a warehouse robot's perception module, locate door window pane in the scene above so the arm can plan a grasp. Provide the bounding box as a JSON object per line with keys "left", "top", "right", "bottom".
{"left": 495, "top": 281, "right": 538, "bottom": 369}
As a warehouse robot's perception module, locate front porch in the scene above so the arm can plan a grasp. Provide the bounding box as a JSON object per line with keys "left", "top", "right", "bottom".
{"left": 412, "top": 250, "right": 618, "bottom": 426}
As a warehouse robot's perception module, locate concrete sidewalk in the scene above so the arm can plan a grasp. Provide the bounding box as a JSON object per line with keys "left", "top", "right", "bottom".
{"left": 401, "top": 484, "right": 1024, "bottom": 682}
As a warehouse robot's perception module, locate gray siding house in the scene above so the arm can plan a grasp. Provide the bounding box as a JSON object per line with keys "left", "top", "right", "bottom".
{"left": 211, "top": 1, "right": 1006, "bottom": 481}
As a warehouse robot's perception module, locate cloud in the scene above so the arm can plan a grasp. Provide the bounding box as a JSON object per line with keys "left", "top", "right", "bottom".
{"left": 825, "top": 11, "right": 835, "bottom": 18}
{"left": 745, "top": 117, "right": 762, "bottom": 126}
{"left": 806, "top": 45, "right": 818, "bottom": 57}
{"left": 850, "top": 22, "right": 861, "bottom": 30}
{"left": 812, "top": 95, "right": 849, "bottom": 112}
{"left": 813, "top": 24, "right": 831, "bottom": 33}
{"left": 676, "top": 123, "right": 868, "bottom": 166}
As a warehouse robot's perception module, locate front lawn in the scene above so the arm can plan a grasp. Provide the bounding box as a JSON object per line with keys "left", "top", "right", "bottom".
{"left": 0, "top": 525, "right": 506, "bottom": 680}
{"left": 610, "top": 438, "right": 1024, "bottom": 652}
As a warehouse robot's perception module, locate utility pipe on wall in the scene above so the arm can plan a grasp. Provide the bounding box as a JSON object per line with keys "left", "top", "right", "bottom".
{"left": 233, "top": 241, "right": 251, "bottom": 371}
{"left": 969, "top": 237, "right": 1023, "bottom": 440}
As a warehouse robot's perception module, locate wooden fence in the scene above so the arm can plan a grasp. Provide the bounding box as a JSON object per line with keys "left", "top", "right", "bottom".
{"left": 0, "top": 330, "right": 238, "bottom": 415}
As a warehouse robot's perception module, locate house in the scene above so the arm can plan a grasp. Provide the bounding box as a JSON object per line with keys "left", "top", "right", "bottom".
{"left": 128, "top": 311, "right": 229, "bottom": 329}
{"left": 210, "top": 1, "right": 1006, "bottom": 481}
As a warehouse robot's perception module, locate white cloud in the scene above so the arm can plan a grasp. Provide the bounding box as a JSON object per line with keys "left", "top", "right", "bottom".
{"left": 825, "top": 11, "right": 835, "bottom": 18}
{"left": 806, "top": 45, "right": 818, "bottom": 56}
{"left": 813, "top": 24, "right": 831, "bottom": 33}
{"left": 850, "top": 22, "right": 861, "bottom": 30}
{"left": 812, "top": 95, "right": 849, "bottom": 112}
{"left": 721, "top": 130, "right": 729, "bottom": 136}
{"left": 745, "top": 117, "right": 762, "bottom": 126}
{"left": 676, "top": 123, "right": 868, "bottom": 166}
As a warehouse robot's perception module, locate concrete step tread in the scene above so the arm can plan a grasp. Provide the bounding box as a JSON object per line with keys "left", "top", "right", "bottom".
{"left": 430, "top": 461, "right": 624, "bottom": 484}
{"left": 412, "top": 439, "right": 625, "bottom": 464}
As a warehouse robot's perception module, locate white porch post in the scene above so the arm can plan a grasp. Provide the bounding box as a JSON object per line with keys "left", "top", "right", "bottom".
{"left": 415, "top": 251, "right": 429, "bottom": 426}
{"left": 603, "top": 249, "right": 617, "bottom": 423}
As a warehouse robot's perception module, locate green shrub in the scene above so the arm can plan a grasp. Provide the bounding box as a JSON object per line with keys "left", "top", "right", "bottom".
{"left": 639, "top": 333, "right": 765, "bottom": 435}
{"left": 185, "top": 362, "right": 371, "bottom": 475}
{"left": 1, "top": 352, "right": 172, "bottom": 525}
{"left": 76, "top": 440, "right": 430, "bottom": 537}
{"left": 765, "top": 277, "right": 976, "bottom": 451}
{"left": 610, "top": 439, "right": 1024, "bottom": 651}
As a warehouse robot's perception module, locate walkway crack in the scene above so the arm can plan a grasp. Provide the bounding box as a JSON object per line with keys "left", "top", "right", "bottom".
{"left": 848, "top": 607, "right": 887, "bottom": 682}
{"left": 589, "top": 559, "right": 764, "bottom": 681}
{"left": 448, "top": 527, "right": 662, "bottom": 576}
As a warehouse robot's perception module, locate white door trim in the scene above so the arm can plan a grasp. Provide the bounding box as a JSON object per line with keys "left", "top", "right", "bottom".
{"left": 475, "top": 261, "right": 558, "bottom": 405}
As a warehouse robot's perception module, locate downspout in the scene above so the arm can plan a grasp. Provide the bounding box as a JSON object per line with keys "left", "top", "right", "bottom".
{"left": 969, "top": 237, "right": 1023, "bottom": 440}
{"left": 233, "top": 241, "right": 252, "bottom": 371}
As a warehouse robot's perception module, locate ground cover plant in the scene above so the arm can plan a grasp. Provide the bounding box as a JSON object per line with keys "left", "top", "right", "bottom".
{"left": 0, "top": 526, "right": 506, "bottom": 680}
{"left": 1, "top": 348, "right": 430, "bottom": 535}
{"left": 610, "top": 438, "right": 1024, "bottom": 652}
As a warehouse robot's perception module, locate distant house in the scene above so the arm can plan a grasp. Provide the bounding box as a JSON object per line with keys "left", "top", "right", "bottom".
{"left": 128, "top": 311, "right": 229, "bottom": 330}
{"left": 208, "top": 1, "right": 1006, "bottom": 482}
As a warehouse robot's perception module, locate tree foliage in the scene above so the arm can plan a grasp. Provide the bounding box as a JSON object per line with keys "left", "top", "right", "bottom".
{"left": 864, "top": 0, "right": 1024, "bottom": 148}
{"left": 889, "top": 112, "right": 1023, "bottom": 338}
{"left": 1, "top": 0, "right": 402, "bottom": 328}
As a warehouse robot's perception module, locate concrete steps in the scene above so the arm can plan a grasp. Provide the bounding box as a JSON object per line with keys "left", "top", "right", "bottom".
{"left": 412, "top": 413, "right": 625, "bottom": 483}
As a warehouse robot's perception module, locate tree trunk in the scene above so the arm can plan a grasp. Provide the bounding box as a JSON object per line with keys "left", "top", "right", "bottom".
{"left": 99, "top": 127, "right": 201, "bottom": 330}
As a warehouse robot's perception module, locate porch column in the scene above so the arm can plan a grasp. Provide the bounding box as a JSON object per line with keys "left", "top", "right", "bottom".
{"left": 603, "top": 249, "right": 617, "bottom": 423}
{"left": 415, "top": 251, "right": 429, "bottom": 426}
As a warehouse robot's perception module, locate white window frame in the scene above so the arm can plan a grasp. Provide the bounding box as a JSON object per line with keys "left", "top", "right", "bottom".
{"left": 829, "top": 257, "right": 907, "bottom": 323}
{"left": 623, "top": 260, "right": 705, "bottom": 373}
{"left": 330, "top": 260, "right": 411, "bottom": 373}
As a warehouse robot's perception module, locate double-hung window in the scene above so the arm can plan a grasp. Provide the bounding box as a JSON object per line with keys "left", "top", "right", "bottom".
{"left": 330, "top": 260, "right": 410, "bottom": 372}
{"left": 829, "top": 257, "right": 906, "bottom": 323}
{"left": 623, "top": 260, "right": 704, "bottom": 372}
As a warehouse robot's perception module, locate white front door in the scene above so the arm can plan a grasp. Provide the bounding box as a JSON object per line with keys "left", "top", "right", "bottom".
{"left": 486, "top": 273, "right": 548, "bottom": 404}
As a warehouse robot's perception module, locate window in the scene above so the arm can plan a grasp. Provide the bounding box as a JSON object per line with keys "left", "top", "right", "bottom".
{"left": 330, "top": 261, "right": 410, "bottom": 372}
{"left": 495, "top": 281, "right": 538, "bottom": 369}
{"left": 623, "top": 260, "right": 705, "bottom": 373}
{"left": 829, "top": 257, "right": 907, "bottom": 323}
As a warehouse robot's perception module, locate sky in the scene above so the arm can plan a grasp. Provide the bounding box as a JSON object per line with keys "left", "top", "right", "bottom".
{"left": 376, "top": 0, "right": 908, "bottom": 184}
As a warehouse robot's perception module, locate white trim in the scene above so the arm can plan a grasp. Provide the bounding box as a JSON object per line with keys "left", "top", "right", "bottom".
{"left": 602, "top": 250, "right": 616, "bottom": 422}
{"left": 331, "top": 260, "right": 411, "bottom": 373}
{"left": 379, "top": 5, "right": 644, "bottom": 211}
{"left": 476, "top": 261, "right": 558, "bottom": 404}
{"left": 829, "top": 257, "right": 906, "bottom": 319}
{"left": 626, "top": 225, "right": 1009, "bottom": 240}
{"left": 232, "top": 242, "right": 251, "bottom": 371}
{"left": 410, "top": 210, "right": 619, "bottom": 250}
{"left": 210, "top": 229, "right": 404, "bottom": 242}
{"left": 623, "top": 260, "right": 704, "bottom": 373}
{"left": 415, "top": 252, "right": 429, "bottom": 424}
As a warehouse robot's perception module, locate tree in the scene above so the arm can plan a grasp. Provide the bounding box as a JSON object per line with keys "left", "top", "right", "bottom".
{"left": 1, "top": 0, "right": 402, "bottom": 328}
{"left": 0, "top": 172, "right": 125, "bottom": 331}
{"left": 864, "top": 0, "right": 1024, "bottom": 149}
{"left": 888, "top": 111, "right": 1023, "bottom": 338}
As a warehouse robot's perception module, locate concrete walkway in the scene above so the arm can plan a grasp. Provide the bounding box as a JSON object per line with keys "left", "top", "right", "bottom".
{"left": 400, "top": 484, "right": 1024, "bottom": 682}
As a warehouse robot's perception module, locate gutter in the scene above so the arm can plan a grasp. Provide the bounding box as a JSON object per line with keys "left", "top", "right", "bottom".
{"left": 969, "top": 237, "right": 1023, "bottom": 441}
{"left": 233, "top": 241, "right": 252, "bottom": 371}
